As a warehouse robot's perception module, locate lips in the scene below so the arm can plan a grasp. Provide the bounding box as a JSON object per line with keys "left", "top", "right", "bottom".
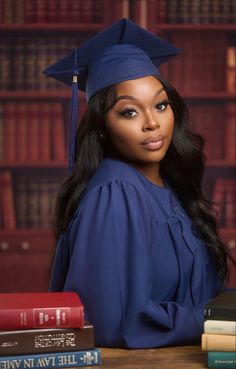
{"left": 140, "top": 136, "right": 165, "bottom": 150}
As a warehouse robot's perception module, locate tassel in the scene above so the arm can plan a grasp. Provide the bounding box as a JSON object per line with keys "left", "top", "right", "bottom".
{"left": 68, "top": 50, "right": 79, "bottom": 171}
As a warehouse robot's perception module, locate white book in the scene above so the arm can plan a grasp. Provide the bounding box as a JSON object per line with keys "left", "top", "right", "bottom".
{"left": 204, "top": 320, "right": 236, "bottom": 335}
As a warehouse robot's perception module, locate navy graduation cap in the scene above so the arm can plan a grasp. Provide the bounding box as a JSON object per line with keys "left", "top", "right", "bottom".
{"left": 44, "top": 18, "right": 180, "bottom": 170}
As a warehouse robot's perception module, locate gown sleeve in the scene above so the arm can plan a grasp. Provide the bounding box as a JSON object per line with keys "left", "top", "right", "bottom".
{"left": 49, "top": 179, "right": 219, "bottom": 348}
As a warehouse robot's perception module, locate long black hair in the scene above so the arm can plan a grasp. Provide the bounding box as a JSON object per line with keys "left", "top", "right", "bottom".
{"left": 55, "top": 76, "right": 228, "bottom": 284}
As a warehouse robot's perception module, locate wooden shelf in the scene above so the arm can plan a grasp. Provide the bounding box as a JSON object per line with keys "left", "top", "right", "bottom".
{"left": 0, "top": 91, "right": 235, "bottom": 100}
{"left": 0, "top": 91, "right": 82, "bottom": 100}
{"left": 0, "top": 229, "right": 54, "bottom": 237}
{"left": 206, "top": 160, "right": 236, "bottom": 168}
{"left": 0, "top": 161, "right": 67, "bottom": 168}
{"left": 155, "top": 24, "right": 236, "bottom": 31}
{"left": 183, "top": 92, "right": 236, "bottom": 100}
{"left": 0, "top": 23, "right": 105, "bottom": 32}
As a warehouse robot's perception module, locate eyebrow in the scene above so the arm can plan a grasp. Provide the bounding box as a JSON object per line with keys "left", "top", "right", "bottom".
{"left": 115, "top": 86, "right": 165, "bottom": 103}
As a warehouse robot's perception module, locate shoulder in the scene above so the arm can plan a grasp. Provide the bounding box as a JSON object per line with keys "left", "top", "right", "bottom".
{"left": 85, "top": 157, "right": 147, "bottom": 192}
{"left": 73, "top": 158, "right": 151, "bottom": 218}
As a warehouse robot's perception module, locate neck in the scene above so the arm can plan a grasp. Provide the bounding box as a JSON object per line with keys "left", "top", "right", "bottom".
{"left": 107, "top": 153, "right": 164, "bottom": 187}
{"left": 133, "top": 162, "right": 164, "bottom": 187}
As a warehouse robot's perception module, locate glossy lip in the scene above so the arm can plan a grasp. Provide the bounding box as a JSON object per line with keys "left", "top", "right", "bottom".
{"left": 140, "top": 136, "right": 165, "bottom": 151}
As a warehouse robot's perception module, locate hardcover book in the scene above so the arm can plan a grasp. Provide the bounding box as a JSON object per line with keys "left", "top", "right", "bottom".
{"left": 0, "top": 323, "right": 94, "bottom": 355}
{"left": 0, "top": 348, "right": 101, "bottom": 369}
{"left": 202, "top": 333, "right": 236, "bottom": 352}
{"left": 204, "top": 291, "right": 236, "bottom": 321}
{"left": 204, "top": 320, "right": 236, "bottom": 335}
{"left": 0, "top": 292, "right": 84, "bottom": 330}
{"left": 208, "top": 351, "right": 236, "bottom": 369}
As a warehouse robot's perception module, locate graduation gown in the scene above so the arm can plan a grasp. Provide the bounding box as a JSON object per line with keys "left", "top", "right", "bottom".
{"left": 50, "top": 157, "right": 221, "bottom": 348}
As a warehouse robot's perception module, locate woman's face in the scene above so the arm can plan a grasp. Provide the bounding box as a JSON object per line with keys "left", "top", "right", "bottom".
{"left": 106, "top": 76, "right": 175, "bottom": 168}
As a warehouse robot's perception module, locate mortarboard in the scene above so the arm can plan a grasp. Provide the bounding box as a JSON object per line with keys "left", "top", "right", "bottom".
{"left": 43, "top": 18, "right": 180, "bottom": 170}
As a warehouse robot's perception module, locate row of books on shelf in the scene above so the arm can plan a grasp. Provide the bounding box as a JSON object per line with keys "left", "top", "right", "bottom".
{"left": 213, "top": 179, "right": 236, "bottom": 228}
{"left": 0, "top": 171, "right": 63, "bottom": 230}
{"left": 155, "top": 0, "right": 236, "bottom": 24}
{"left": 0, "top": 36, "right": 85, "bottom": 91}
{"left": 0, "top": 35, "right": 235, "bottom": 93}
{"left": 0, "top": 292, "right": 101, "bottom": 368}
{"left": 164, "top": 35, "right": 235, "bottom": 93}
{"left": 0, "top": 101, "right": 235, "bottom": 164}
{"left": 3, "top": 101, "right": 235, "bottom": 163}
{"left": 0, "top": 102, "right": 67, "bottom": 163}
{"left": 0, "top": 0, "right": 104, "bottom": 24}
{"left": 189, "top": 102, "right": 235, "bottom": 162}
{"left": 202, "top": 291, "right": 236, "bottom": 369}
{"left": 1, "top": 170, "right": 235, "bottom": 230}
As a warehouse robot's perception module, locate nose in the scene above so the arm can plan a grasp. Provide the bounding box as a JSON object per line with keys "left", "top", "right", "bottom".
{"left": 142, "top": 111, "right": 159, "bottom": 131}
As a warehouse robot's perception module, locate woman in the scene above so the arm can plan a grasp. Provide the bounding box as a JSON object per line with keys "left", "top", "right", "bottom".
{"left": 45, "top": 19, "right": 228, "bottom": 348}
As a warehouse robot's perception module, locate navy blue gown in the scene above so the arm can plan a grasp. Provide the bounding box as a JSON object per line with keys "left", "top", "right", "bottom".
{"left": 50, "top": 158, "right": 221, "bottom": 348}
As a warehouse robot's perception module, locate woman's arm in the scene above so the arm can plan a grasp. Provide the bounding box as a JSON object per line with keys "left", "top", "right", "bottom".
{"left": 50, "top": 180, "right": 218, "bottom": 348}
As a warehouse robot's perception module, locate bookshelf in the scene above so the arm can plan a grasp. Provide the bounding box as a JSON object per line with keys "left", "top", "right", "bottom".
{"left": 131, "top": 0, "right": 236, "bottom": 286}
{"left": 0, "top": 0, "right": 129, "bottom": 292}
{"left": 0, "top": 0, "right": 235, "bottom": 291}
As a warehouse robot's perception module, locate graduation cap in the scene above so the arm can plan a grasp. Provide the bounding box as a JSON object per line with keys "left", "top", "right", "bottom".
{"left": 43, "top": 18, "right": 180, "bottom": 170}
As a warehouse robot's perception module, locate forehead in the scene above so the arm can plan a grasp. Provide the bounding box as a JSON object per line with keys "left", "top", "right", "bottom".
{"left": 115, "top": 76, "right": 164, "bottom": 98}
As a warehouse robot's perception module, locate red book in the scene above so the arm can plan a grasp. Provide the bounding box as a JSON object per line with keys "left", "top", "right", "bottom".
{"left": 224, "top": 103, "right": 236, "bottom": 162}
{"left": 15, "top": 103, "right": 28, "bottom": 162}
{"left": 51, "top": 103, "right": 66, "bottom": 161}
{"left": 0, "top": 171, "right": 16, "bottom": 229}
{"left": 225, "top": 179, "right": 236, "bottom": 228}
{"left": 0, "top": 292, "right": 84, "bottom": 330}
{"left": 36, "top": 0, "right": 47, "bottom": 23}
{"left": 4, "top": 103, "right": 17, "bottom": 162}
{"left": 212, "top": 178, "right": 226, "bottom": 226}
{"left": 27, "top": 103, "right": 39, "bottom": 162}
{"left": 38, "top": 103, "right": 51, "bottom": 162}
{"left": 226, "top": 46, "right": 236, "bottom": 94}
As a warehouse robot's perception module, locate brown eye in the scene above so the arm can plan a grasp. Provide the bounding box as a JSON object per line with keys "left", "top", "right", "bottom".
{"left": 156, "top": 101, "right": 170, "bottom": 112}
{"left": 118, "top": 108, "right": 138, "bottom": 119}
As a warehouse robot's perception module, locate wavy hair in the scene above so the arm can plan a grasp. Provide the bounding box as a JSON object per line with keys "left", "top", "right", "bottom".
{"left": 55, "top": 76, "right": 228, "bottom": 284}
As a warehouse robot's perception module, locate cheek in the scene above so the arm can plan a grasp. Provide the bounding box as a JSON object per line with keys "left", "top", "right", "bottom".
{"left": 106, "top": 118, "right": 137, "bottom": 144}
{"left": 162, "top": 111, "right": 175, "bottom": 139}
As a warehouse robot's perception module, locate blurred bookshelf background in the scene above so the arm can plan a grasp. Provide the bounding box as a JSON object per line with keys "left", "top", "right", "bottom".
{"left": 0, "top": 0, "right": 235, "bottom": 292}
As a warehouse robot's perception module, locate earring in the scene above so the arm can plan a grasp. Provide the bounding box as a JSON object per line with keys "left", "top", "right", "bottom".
{"left": 100, "top": 132, "right": 106, "bottom": 140}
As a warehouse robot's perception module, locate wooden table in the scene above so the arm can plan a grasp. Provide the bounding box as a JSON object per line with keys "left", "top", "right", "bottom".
{"left": 95, "top": 345, "right": 207, "bottom": 369}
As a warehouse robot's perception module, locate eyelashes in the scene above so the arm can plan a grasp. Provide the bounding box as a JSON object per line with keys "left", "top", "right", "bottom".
{"left": 118, "top": 106, "right": 137, "bottom": 119}
{"left": 117, "top": 100, "right": 171, "bottom": 119}
{"left": 156, "top": 101, "right": 170, "bottom": 111}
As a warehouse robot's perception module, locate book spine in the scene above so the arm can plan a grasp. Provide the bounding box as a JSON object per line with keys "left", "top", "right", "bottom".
{"left": 0, "top": 171, "right": 16, "bottom": 229}
{"left": 0, "top": 325, "right": 95, "bottom": 355}
{"left": 224, "top": 103, "right": 236, "bottom": 162}
{"left": 15, "top": 176, "right": 28, "bottom": 228}
{"left": 208, "top": 351, "right": 236, "bottom": 369}
{"left": 51, "top": 103, "right": 66, "bottom": 161}
{"left": 0, "top": 104, "right": 4, "bottom": 161}
{"left": 225, "top": 179, "right": 236, "bottom": 228}
{"left": 212, "top": 178, "right": 226, "bottom": 226}
{"left": 204, "top": 306, "right": 236, "bottom": 321}
{"left": 39, "top": 103, "right": 52, "bottom": 163}
{"left": 15, "top": 103, "right": 28, "bottom": 162}
{"left": 204, "top": 320, "right": 236, "bottom": 335}
{"left": 202, "top": 333, "right": 236, "bottom": 352}
{"left": 27, "top": 103, "right": 40, "bottom": 162}
{"left": 226, "top": 46, "right": 236, "bottom": 94}
{"left": 0, "top": 306, "right": 84, "bottom": 330}
{"left": 0, "top": 349, "right": 101, "bottom": 369}
{"left": 27, "top": 177, "right": 40, "bottom": 228}
{"left": 4, "top": 103, "right": 17, "bottom": 161}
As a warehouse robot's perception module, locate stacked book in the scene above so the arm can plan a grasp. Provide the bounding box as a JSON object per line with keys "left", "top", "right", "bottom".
{"left": 202, "top": 291, "right": 236, "bottom": 369}
{"left": 0, "top": 292, "right": 101, "bottom": 368}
